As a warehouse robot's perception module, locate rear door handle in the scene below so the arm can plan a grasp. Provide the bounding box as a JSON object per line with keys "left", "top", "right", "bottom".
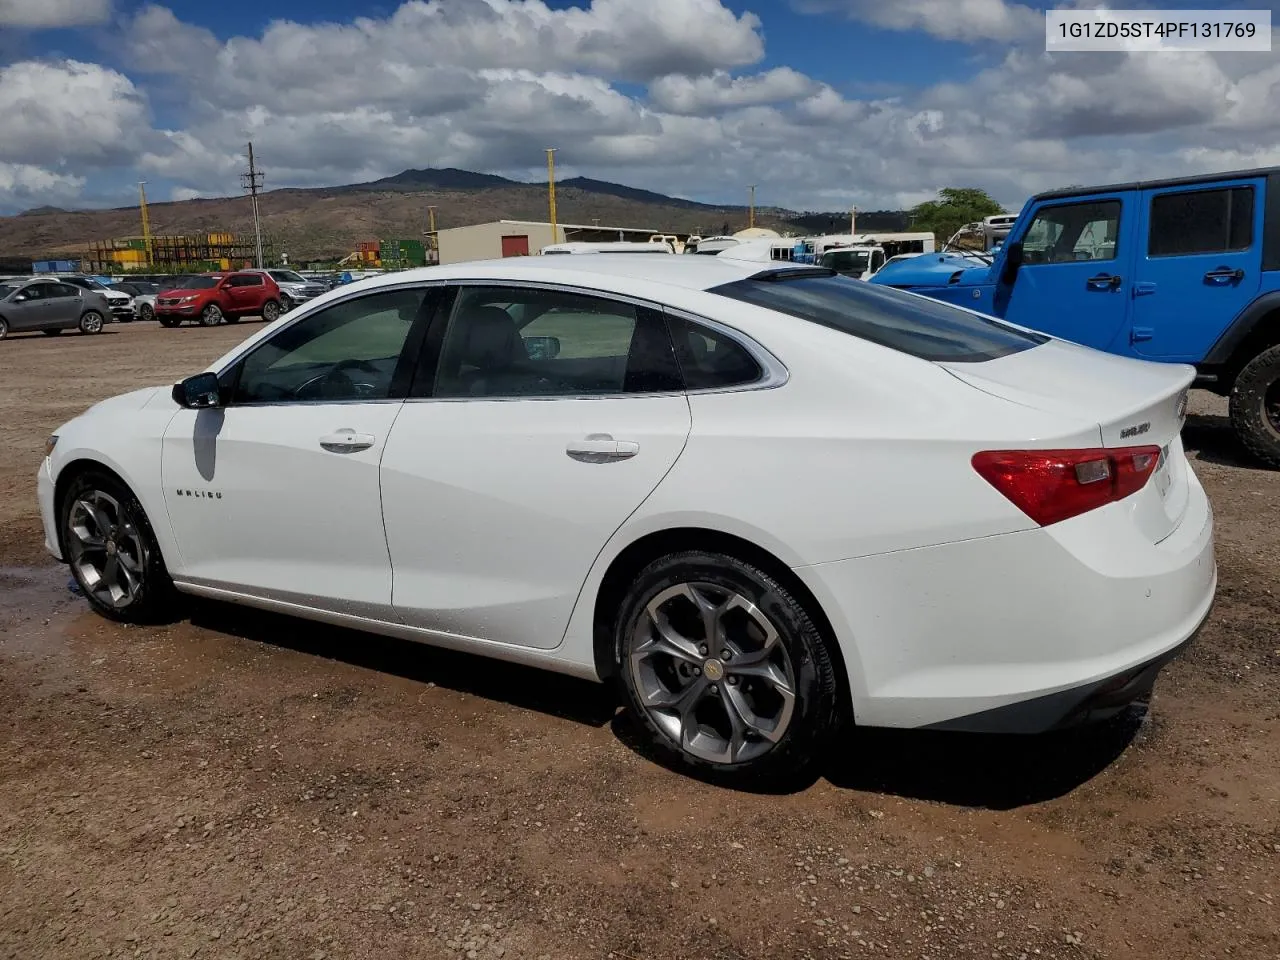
{"left": 1204, "top": 267, "right": 1244, "bottom": 284}
{"left": 1132, "top": 281, "right": 1157, "bottom": 298}
{"left": 566, "top": 433, "right": 639, "bottom": 463}
{"left": 319, "top": 429, "right": 376, "bottom": 453}
{"left": 1086, "top": 273, "right": 1122, "bottom": 291}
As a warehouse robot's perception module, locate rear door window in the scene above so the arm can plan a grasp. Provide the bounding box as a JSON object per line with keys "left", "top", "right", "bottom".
{"left": 1148, "top": 186, "right": 1253, "bottom": 256}
{"left": 710, "top": 271, "right": 1045, "bottom": 362}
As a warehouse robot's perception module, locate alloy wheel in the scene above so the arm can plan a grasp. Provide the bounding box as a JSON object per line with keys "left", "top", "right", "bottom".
{"left": 66, "top": 489, "right": 147, "bottom": 610}
{"left": 201, "top": 304, "right": 223, "bottom": 326}
{"left": 79, "top": 311, "right": 104, "bottom": 334}
{"left": 628, "top": 581, "right": 797, "bottom": 765}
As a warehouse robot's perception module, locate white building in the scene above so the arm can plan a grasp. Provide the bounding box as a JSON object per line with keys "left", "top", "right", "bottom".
{"left": 435, "top": 220, "right": 664, "bottom": 264}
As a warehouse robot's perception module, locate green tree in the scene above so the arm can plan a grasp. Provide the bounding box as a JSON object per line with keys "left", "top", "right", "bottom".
{"left": 908, "top": 187, "right": 1004, "bottom": 248}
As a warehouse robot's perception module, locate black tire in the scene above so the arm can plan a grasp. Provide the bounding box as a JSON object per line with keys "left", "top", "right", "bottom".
{"left": 279, "top": 294, "right": 293, "bottom": 314}
{"left": 1230, "top": 343, "right": 1280, "bottom": 468}
{"left": 139, "top": 303, "right": 155, "bottom": 322}
{"left": 0, "top": 316, "right": 7, "bottom": 339}
{"left": 158, "top": 316, "right": 180, "bottom": 328}
{"left": 261, "top": 299, "right": 281, "bottom": 323}
{"left": 43, "top": 328, "right": 64, "bottom": 336}
{"left": 614, "top": 550, "right": 840, "bottom": 785}
{"left": 78, "top": 310, "right": 105, "bottom": 335}
{"left": 60, "top": 468, "right": 178, "bottom": 624}
{"left": 199, "top": 304, "right": 223, "bottom": 326}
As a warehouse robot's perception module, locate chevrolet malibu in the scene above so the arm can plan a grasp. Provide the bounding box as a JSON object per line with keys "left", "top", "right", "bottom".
{"left": 37, "top": 256, "right": 1216, "bottom": 783}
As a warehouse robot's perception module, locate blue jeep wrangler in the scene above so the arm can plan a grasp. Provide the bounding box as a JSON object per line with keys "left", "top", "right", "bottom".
{"left": 869, "top": 168, "right": 1280, "bottom": 466}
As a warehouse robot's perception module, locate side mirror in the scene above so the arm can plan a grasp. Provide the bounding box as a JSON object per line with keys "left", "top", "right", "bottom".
{"left": 524, "top": 335, "right": 561, "bottom": 360}
{"left": 1000, "top": 241, "right": 1024, "bottom": 285}
{"left": 172, "top": 372, "right": 222, "bottom": 409}
{"left": 12, "top": 293, "right": 27, "bottom": 303}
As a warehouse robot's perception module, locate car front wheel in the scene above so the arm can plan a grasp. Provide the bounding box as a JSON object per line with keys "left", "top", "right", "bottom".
{"left": 615, "top": 550, "right": 841, "bottom": 785}
{"left": 200, "top": 304, "right": 223, "bottom": 326}
{"left": 61, "top": 469, "right": 177, "bottom": 624}
{"left": 139, "top": 303, "right": 155, "bottom": 321}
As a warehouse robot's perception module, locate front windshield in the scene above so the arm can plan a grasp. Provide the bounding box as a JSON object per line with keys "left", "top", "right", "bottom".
{"left": 269, "top": 270, "right": 306, "bottom": 283}
{"left": 822, "top": 250, "right": 872, "bottom": 272}
{"left": 179, "top": 276, "right": 220, "bottom": 290}
{"left": 0, "top": 284, "right": 17, "bottom": 299}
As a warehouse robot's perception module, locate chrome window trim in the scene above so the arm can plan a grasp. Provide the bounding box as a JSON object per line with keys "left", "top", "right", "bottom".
{"left": 400, "top": 279, "right": 789, "bottom": 404}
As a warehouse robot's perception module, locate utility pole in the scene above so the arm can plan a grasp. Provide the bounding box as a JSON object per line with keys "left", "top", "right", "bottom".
{"left": 138, "top": 181, "right": 153, "bottom": 267}
{"left": 546, "top": 148, "right": 558, "bottom": 243}
{"left": 241, "top": 142, "right": 265, "bottom": 268}
{"left": 747, "top": 184, "right": 757, "bottom": 229}
{"left": 426, "top": 205, "right": 437, "bottom": 263}
{"left": 850, "top": 206, "right": 856, "bottom": 235}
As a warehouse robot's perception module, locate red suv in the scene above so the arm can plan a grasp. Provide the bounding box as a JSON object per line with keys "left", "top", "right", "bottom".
{"left": 155, "top": 272, "right": 283, "bottom": 327}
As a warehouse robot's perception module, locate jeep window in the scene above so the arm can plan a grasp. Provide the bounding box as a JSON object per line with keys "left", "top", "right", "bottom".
{"left": 710, "top": 272, "right": 1046, "bottom": 362}
{"left": 1148, "top": 187, "right": 1254, "bottom": 257}
{"left": 1021, "top": 201, "right": 1119, "bottom": 264}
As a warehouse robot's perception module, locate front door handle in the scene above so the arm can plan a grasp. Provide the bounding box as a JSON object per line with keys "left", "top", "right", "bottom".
{"left": 1204, "top": 267, "right": 1244, "bottom": 284}
{"left": 319, "top": 429, "right": 376, "bottom": 453}
{"left": 566, "top": 433, "right": 639, "bottom": 464}
{"left": 1086, "top": 273, "right": 1122, "bottom": 291}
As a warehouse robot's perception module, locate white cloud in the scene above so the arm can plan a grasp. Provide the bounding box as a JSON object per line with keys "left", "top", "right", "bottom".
{"left": 0, "top": 60, "right": 149, "bottom": 167}
{"left": 795, "top": 0, "right": 1041, "bottom": 43}
{"left": 649, "top": 68, "right": 814, "bottom": 114}
{"left": 0, "top": 0, "right": 112, "bottom": 27}
{"left": 0, "top": 162, "right": 84, "bottom": 202}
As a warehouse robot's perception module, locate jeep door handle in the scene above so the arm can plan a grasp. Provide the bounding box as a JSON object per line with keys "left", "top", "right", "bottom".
{"left": 319, "top": 429, "right": 376, "bottom": 453}
{"left": 1204, "top": 267, "right": 1244, "bottom": 284}
{"left": 1086, "top": 273, "right": 1122, "bottom": 291}
{"left": 566, "top": 434, "right": 639, "bottom": 463}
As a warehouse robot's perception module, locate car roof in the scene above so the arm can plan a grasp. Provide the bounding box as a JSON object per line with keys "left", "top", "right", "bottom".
{"left": 1033, "top": 165, "right": 1280, "bottom": 202}
{"left": 363, "top": 254, "right": 802, "bottom": 295}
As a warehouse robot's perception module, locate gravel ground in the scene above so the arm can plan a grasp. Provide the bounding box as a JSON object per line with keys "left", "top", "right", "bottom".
{"left": 1, "top": 322, "right": 1277, "bottom": 960}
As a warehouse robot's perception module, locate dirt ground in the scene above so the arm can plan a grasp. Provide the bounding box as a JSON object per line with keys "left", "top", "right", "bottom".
{"left": 2, "top": 322, "right": 1277, "bottom": 960}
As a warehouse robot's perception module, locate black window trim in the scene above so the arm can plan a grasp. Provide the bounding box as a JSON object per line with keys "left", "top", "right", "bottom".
{"left": 1146, "top": 183, "right": 1256, "bottom": 260}
{"left": 214, "top": 282, "right": 444, "bottom": 407}
{"left": 405, "top": 280, "right": 788, "bottom": 402}
{"left": 1019, "top": 196, "right": 1123, "bottom": 265}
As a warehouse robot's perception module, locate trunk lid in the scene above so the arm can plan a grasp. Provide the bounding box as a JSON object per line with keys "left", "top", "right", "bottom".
{"left": 941, "top": 339, "right": 1193, "bottom": 542}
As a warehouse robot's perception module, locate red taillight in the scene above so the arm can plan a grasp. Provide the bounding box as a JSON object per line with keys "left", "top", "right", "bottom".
{"left": 972, "top": 445, "right": 1162, "bottom": 527}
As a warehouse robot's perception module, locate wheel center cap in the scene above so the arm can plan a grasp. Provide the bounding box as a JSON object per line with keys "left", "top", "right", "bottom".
{"left": 105, "top": 540, "right": 117, "bottom": 556}
{"left": 702, "top": 658, "right": 725, "bottom": 682}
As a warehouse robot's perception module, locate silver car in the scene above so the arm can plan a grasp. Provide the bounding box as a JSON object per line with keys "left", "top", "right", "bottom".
{"left": 0, "top": 278, "right": 110, "bottom": 339}
{"left": 244, "top": 269, "right": 328, "bottom": 312}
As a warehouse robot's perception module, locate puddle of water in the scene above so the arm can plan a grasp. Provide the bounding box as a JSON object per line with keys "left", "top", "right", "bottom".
{"left": 0, "top": 564, "right": 84, "bottom": 654}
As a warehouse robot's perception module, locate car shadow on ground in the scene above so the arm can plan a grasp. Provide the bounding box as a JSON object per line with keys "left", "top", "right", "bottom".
{"left": 185, "top": 598, "right": 618, "bottom": 729}
{"left": 186, "top": 597, "right": 1145, "bottom": 809}
{"left": 1182, "top": 412, "right": 1274, "bottom": 470}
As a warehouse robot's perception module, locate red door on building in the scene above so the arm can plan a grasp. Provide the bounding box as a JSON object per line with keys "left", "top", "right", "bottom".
{"left": 500, "top": 235, "right": 530, "bottom": 257}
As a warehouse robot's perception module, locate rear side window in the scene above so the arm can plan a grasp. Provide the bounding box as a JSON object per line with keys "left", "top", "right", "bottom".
{"left": 1149, "top": 187, "right": 1253, "bottom": 257}
{"left": 666, "top": 314, "right": 762, "bottom": 389}
{"left": 710, "top": 273, "right": 1046, "bottom": 363}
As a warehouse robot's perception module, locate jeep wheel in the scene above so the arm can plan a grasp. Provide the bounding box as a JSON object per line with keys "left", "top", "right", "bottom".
{"left": 1229, "top": 343, "right": 1280, "bottom": 468}
{"left": 199, "top": 304, "right": 223, "bottom": 326}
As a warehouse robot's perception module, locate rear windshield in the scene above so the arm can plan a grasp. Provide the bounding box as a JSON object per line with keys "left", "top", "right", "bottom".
{"left": 710, "top": 271, "right": 1046, "bottom": 362}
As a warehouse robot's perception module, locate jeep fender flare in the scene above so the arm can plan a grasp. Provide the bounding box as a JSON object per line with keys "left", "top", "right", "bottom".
{"left": 1203, "top": 290, "right": 1280, "bottom": 368}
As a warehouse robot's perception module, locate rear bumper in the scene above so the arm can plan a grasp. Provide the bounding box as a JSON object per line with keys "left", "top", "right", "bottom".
{"left": 793, "top": 463, "right": 1216, "bottom": 731}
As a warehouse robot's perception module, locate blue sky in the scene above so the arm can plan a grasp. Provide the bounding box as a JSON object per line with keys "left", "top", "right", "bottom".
{"left": 2, "top": 0, "right": 1279, "bottom": 215}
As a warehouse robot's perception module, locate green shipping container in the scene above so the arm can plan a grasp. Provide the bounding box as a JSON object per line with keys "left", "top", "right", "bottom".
{"left": 126, "top": 238, "right": 147, "bottom": 250}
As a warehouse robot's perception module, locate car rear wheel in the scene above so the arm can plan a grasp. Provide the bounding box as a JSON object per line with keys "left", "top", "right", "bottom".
{"left": 262, "top": 299, "right": 281, "bottom": 323}
{"left": 615, "top": 550, "right": 840, "bottom": 785}
{"left": 200, "top": 304, "right": 223, "bottom": 326}
{"left": 61, "top": 469, "right": 177, "bottom": 624}
{"left": 0, "top": 317, "right": 7, "bottom": 339}
{"left": 78, "top": 311, "right": 105, "bottom": 334}
{"left": 1230, "top": 343, "right": 1280, "bottom": 468}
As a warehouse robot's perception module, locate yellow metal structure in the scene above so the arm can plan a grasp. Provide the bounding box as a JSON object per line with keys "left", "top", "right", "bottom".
{"left": 138, "top": 181, "right": 153, "bottom": 266}
{"left": 546, "top": 148, "right": 558, "bottom": 243}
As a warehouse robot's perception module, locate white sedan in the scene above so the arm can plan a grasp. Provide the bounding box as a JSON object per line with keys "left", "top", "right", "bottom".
{"left": 37, "top": 256, "right": 1216, "bottom": 783}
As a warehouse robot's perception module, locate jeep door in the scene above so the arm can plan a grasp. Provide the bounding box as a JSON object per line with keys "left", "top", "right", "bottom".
{"left": 1130, "top": 177, "right": 1264, "bottom": 361}
{"left": 1000, "top": 194, "right": 1135, "bottom": 351}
